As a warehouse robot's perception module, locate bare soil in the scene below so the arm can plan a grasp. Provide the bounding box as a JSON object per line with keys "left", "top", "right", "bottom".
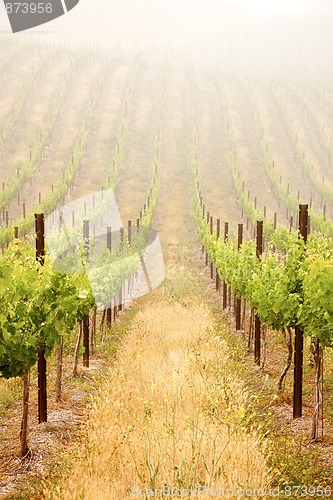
{"left": 0, "top": 359, "right": 103, "bottom": 499}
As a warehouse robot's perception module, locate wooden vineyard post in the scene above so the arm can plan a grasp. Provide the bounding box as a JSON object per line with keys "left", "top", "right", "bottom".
{"left": 201, "top": 204, "right": 205, "bottom": 255}
{"left": 83, "top": 220, "right": 90, "bottom": 368}
{"left": 290, "top": 216, "right": 294, "bottom": 232}
{"left": 128, "top": 220, "right": 132, "bottom": 246}
{"left": 55, "top": 338, "right": 63, "bottom": 403}
{"left": 293, "top": 204, "right": 308, "bottom": 419}
{"left": 106, "top": 226, "right": 112, "bottom": 327}
{"left": 35, "top": 213, "right": 47, "bottom": 423}
{"left": 127, "top": 220, "right": 132, "bottom": 305}
{"left": 20, "top": 371, "right": 30, "bottom": 457}
{"left": 118, "top": 227, "right": 124, "bottom": 312}
{"left": 235, "top": 223, "right": 243, "bottom": 330}
{"left": 222, "top": 222, "right": 229, "bottom": 310}
{"left": 106, "top": 299, "right": 112, "bottom": 327}
{"left": 255, "top": 220, "right": 263, "bottom": 365}
{"left": 216, "top": 219, "right": 221, "bottom": 292}
{"left": 135, "top": 218, "right": 140, "bottom": 284}
{"left": 210, "top": 216, "right": 214, "bottom": 280}
{"left": 272, "top": 212, "right": 277, "bottom": 253}
{"left": 205, "top": 212, "right": 210, "bottom": 267}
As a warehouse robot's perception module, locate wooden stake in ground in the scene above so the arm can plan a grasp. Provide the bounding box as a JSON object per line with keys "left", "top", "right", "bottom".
{"left": 293, "top": 204, "right": 308, "bottom": 419}
{"left": 255, "top": 220, "right": 263, "bottom": 366}
{"left": 83, "top": 314, "right": 90, "bottom": 369}
{"left": 216, "top": 219, "right": 221, "bottom": 292}
{"left": 278, "top": 327, "right": 293, "bottom": 392}
{"left": 248, "top": 308, "right": 254, "bottom": 352}
{"left": 73, "top": 321, "right": 83, "bottom": 377}
{"left": 205, "top": 212, "right": 210, "bottom": 267}
{"left": 118, "top": 227, "right": 124, "bottom": 312}
{"left": 312, "top": 339, "right": 323, "bottom": 441}
{"left": 56, "top": 338, "right": 63, "bottom": 403}
{"left": 222, "top": 222, "right": 229, "bottom": 310}
{"left": 35, "top": 213, "right": 47, "bottom": 424}
{"left": 235, "top": 223, "right": 243, "bottom": 330}
{"left": 99, "top": 309, "right": 107, "bottom": 341}
{"left": 20, "top": 371, "right": 30, "bottom": 457}
{"left": 210, "top": 216, "right": 214, "bottom": 280}
{"left": 83, "top": 220, "right": 90, "bottom": 368}
{"left": 106, "top": 227, "right": 112, "bottom": 327}
{"left": 90, "top": 306, "right": 97, "bottom": 356}
{"left": 241, "top": 299, "right": 246, "bottom": 331}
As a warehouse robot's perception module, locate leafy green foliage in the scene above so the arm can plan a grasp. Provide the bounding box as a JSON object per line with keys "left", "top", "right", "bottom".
{"left": 300, "top": 257, "right": 333, "bottom": 347}
{"left": 190, "top": 130, "right": 333, "bottom": 349}
{"left": 0, "top": 240, "right": 89, "bottom": 378}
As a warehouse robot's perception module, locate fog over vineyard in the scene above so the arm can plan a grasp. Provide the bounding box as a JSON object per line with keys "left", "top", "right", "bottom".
{"left": 1, "top": 0, "right": 333, "bottom": 70}
{"left": 2, "top": 1, "right": 333, "bottom": 497}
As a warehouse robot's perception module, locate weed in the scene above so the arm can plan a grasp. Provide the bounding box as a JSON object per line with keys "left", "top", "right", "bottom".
{"left": 0, "top": 377, "right": 21, "bottom": 415}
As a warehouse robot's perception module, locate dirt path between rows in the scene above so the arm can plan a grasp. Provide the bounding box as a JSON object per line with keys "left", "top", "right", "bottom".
{"left": 39, "top": 62, "right": 270, "bottom": 499}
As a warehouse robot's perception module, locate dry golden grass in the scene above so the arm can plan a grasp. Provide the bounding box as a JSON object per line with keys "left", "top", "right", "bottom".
{"left": 45, "top": 285, "right": 270, "bottom": 499}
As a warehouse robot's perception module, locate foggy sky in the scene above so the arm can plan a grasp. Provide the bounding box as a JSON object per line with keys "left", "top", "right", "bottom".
{"left": 1, "top": 0, "right": 333, "bottom": 74}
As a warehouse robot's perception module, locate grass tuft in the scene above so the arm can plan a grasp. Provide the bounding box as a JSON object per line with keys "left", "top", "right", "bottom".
{"left": 42, "top": 287, "right": 270, "bottom": 499}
